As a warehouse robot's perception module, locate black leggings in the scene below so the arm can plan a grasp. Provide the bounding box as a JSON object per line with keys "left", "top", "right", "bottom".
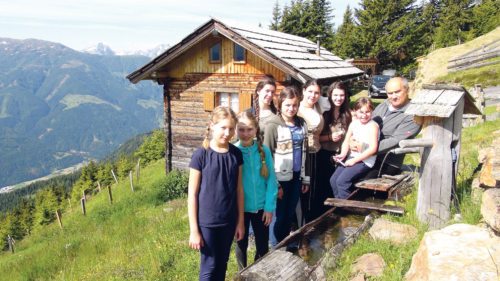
{"left": 236, "top": 210, "right": 269, "bottom": 270}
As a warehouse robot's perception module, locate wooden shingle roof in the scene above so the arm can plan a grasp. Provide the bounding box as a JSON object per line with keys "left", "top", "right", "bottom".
{"left": 127, "top": 18, "right": 363, "bottom": 84}
{"left": 405, "top": 84, "right": 481, "bottom": 117}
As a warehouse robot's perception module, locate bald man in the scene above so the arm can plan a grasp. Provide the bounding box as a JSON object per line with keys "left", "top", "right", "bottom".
{"left": 352, "top": 77, "right": 421, "bottom": 177}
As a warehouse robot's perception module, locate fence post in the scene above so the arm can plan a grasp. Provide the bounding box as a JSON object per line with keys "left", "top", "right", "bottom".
{"left": 129, "top": 171, "right": 135, "bottom": 192}
{"left": 111, "top": 169, "right": 118, "bottom": 184}
{"left": 97, "top": 181, "right": 102, "bottom": 192}
{"left": 136, "top": 158, "right": 141, "bottom": 181}
{"left": 7, "top": 235, "right": 15, "bottom": 253}
{"left": 56, "top": 209, "right": 63, "bottom": 229}
{"left": 81, "top": 198, "right": 86, "bottom": 216}
{"left": 108, "top": 186, "right": 113, "bottom": 204}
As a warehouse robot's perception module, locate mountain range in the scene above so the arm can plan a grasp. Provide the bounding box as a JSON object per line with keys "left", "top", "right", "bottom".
{"left": 81, "top": 42, "right": 169, "bottom": 58}
{"left": 0, "top": 37, "right": 163, "bottom": 187}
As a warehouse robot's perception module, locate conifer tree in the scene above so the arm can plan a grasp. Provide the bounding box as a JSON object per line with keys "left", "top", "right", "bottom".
{"left": 433, "top": 0, "right": 473, "bottom": 48}
{"left": 270, "top": 0, "right": 281, "bottom": 31}
{"left": 355, "top": 0, "right": 418, "bottom": 67}
{"left": 34, "top": 189, "right": 59, "bottom": 226}
{"left": 470, "top": 0, "right": 500, "bottom": 37}
{"left": 331, "top": 5, "right": 361, "bottom": 59}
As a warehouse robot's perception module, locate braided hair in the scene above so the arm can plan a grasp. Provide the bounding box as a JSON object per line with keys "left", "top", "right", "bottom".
{"left": 238, "top": 110, "right": 269, "bottom": 178}
{"left": 202, "top": 106, "right": 238, "bottom": 149}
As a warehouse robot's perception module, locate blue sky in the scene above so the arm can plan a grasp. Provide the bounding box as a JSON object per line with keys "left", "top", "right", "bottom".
{"left": 0, "top": 0, "right": 359, "bottom": 52}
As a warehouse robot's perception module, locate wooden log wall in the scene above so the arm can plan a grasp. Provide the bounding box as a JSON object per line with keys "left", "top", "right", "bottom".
{"left": 156, "top": 35, "right": 294, "bottom": 170}
{"left": 168, "top": 73, "right": 287, "bottom": 169}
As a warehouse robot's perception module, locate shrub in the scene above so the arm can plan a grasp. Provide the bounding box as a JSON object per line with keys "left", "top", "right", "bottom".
{"left": 155, "top": 170, "right": 189, "bottom": 202}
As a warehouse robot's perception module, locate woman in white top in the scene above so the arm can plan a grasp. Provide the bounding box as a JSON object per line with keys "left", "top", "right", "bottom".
{"left": 330, "top": 97, "right": 379, "bottom": 199}
{"left": 297, "top": 80, "right": 324, "bottom": 223}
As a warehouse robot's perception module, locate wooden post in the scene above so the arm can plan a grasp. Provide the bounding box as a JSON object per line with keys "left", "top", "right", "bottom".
{"left": 81, "top": 198, "right": 86, "bottom": 216}
{"left": 107, "top": 186, "right": 113, "bottom": 204}
{"left": 7, "top": 235, "right": 15, "bottom": 253}
{"left": 129, "top": 171, "right": 134, "bottom": 192}
{"left": 416, "top": 114, "right": 456, "bottom": 229}
{"left": 82, "top": 190, "right": 86, "bottom": 202}
{"left": 136, "top": 158, "right": 141, "bottom": 181}
{"left": 97, "top": 181, "right": 102, "bottom": 192}
{"left": 111, "top": 169, "right": 118, "bottom": 184}
{"left": 56, "top": 209, "right": 63, "bottom": 229}
{"left": 163, "top": 81, "right": 172, "bottom": 173}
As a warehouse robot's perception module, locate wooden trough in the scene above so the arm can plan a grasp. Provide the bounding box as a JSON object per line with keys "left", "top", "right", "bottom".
{"left": 234, "top": 174, "right": 413, "bottom": 281}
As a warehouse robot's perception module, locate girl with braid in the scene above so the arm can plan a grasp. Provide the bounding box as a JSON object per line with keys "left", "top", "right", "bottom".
{"left": 235, "top": 110, "right": 278, "bottom": 270}
{"left": 188, "top": 106, "right": 245, "bottom": 281}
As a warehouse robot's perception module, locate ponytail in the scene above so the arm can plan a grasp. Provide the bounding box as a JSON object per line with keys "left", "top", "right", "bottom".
{"left": 202, "top": 126, "right": 210, "bottom": 149}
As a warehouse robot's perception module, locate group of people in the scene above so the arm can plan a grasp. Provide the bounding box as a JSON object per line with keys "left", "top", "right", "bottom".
{"left": 187, "top": 76, "right": 421, "bottom": 280}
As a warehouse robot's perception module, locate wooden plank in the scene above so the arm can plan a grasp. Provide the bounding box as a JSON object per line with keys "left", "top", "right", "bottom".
{"left": 354, "top": 174, "right": 407, "bottom": 192}
{"left": 410, "top": 89, "right": 443, "bottom": 104}
{"left": 324, "top": 198, "right": 404, "bottom": 215}
{"left": 434, "top": 90, "right": 463, "bottom": 106}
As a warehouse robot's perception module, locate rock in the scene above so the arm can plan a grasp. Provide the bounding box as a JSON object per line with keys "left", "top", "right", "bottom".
{"left": 471, "top": 178, "right": 484, "bottom": 204}
{"left": 481, "top": 188, "right": 500, "bottom": 232}
{"left": 480, "top": 154, "right": 500, "bottom": 188}
{"left": 351, "top": 253, "right": 386, "bottom": 277}
{"left": 405, "top": 224, "right": 500, "bottom": 281}
{"left": 368, "top": 218, "right": 418, "bottom": 244}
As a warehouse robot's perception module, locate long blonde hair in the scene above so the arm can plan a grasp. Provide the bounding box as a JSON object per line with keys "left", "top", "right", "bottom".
{"left": 202, "top": 106, "right": 238, "bottom": 149}
{"left": 237, "top": 110, "right": 269, "bottom": 178}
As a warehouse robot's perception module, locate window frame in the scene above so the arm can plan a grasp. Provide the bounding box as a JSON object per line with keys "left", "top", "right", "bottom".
{"left": 233, "top": 43, "right": 246, "bottom": 63}
{"left": 209, "top": 42, "right": 222, "bottom": 63}
{"left": 216, "top": 92, "right": 239, "bottom": 113}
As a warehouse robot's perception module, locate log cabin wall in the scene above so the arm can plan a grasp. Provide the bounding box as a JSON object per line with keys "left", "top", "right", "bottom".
{"left": 160, "top": 35, "right": 287, "bottom": 169}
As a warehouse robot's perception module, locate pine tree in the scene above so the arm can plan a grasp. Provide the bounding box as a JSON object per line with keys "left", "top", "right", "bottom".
{"left": 470, "top": 0, "right": 500, "bottom": 37}
{"left": 96, "top": 162, "right": 115, "bottom": 187}
{"left": 116, "top": 156, "right": 134, "bottom": 179}
{"left": 270, "top": 0, "right": 281, "bottom": 31}
{"left": 433, "top": 0, "right": 474, "bottom": 48}
{"left": 34, "top": 189, "right": 59, "bottom": 226}
{"left": 331, "top": 5, "right": 361, "bottom": 59}
{"left": 355, "top": 0, "right": 418, "bottom": 68}
{"left": 277, "top": 0, "right": 335, "bottom": 49}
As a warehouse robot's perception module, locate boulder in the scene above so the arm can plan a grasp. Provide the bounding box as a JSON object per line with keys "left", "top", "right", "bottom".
{"left": 479, "top": 132, "right": 500, "bottom": 188}
{"left": 368, "top": 218, "right": 418, "bottom": 244}
{"left": 481, "top": 188, "right": 500, "bottom": 233}
{"left": 351, "top": 253, "right": 386, "bottom": 277}
{"left": 405, "top": 224, "right": 500, "bottom": 281}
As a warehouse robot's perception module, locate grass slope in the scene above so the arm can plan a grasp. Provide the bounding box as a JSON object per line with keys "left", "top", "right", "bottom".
{"left": 413, "top": 26, "right": 500, "bottom": 93}
{"left": 0, "top": 160, "right": 239, "bottom": 281}
{"left": 329, "top": 118, "right": 500, "bottom": 280}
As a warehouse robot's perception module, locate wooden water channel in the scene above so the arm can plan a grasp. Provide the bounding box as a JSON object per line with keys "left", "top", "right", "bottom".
{"left": 235, "top": 174, "right": 414, "bottom": 281}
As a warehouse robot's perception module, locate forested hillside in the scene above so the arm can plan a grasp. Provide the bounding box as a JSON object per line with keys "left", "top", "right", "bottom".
{"left": 0, "top": 38, "right": 163, "bottom": 187}
{"left": 0, "top": 129, "right": 166, "bottom": 253}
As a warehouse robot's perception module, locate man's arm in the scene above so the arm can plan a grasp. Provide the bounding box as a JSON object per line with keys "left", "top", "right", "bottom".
{"left": 378, "top": 114, "right": 421, "bottom": 154}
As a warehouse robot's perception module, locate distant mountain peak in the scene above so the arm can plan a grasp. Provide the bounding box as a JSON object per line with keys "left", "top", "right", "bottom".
{"left": 81, "top": 42, "right": 115, "bottom": 56}
{"left": 116, "top": 43, "right": 170, "bottom": 58}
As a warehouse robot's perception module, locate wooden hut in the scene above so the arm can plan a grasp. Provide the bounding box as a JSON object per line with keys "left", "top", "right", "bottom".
{"left": 399, "top": 84, "right": 481, "bottom": 229}
{"left": 127, "top": 18, "right": 363, "bottom": 171}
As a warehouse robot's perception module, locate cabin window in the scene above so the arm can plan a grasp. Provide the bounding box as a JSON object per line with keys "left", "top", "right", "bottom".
{"left": 210, "top": 42, "right": 221, "bottom": 63}
{"left": 217, "top": 92, "right": 239, "bottom": 113}
{"left": 233, "top": 43, "right": 246, "bottom": 62}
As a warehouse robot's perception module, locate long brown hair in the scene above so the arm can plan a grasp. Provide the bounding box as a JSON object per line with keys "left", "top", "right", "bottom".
{"left": 237, "top": 110, "right": 269, "bottom": 178}
{"left": 325, "top": 81, "right": 352, "bottom": 129}
{"left": 202, "top": 106, "right": 238, "bottom": 149}
{"left": 253, "top": 76, "right": 277, "bottom": 120}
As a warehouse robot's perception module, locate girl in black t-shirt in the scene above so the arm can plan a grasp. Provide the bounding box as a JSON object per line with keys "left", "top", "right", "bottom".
{"left": 187, "top": 106, "right": 244, "bottom": 281}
